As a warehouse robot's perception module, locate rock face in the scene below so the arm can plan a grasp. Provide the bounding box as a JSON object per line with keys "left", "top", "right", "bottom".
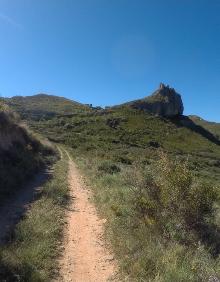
{"left": 130, "top": 83, "right": 184, "bottom": 117}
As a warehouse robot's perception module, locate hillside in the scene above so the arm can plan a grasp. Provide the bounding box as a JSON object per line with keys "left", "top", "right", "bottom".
{"left": 17, "top": 95, "right": 220, "bottom": 184}
{"left": 4, "top": 92, "right": 220, "bottom": 183}
{"left": 190, "top": 115, "right": 220, "bottom": 141}
{"left": 2, "top": 90, "right": 220, "bottom": 280}
{"left": 2, "top": 94, "right": 91, "bottom": 120}
{"left": 0, "top": 101, "right": 55, "bottom": 199}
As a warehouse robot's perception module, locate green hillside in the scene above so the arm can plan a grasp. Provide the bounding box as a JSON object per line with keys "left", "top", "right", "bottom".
{"left": 190, "top": 115, "right": 220, "bottom": 141}
{"left": 24, "top": 103, "right": 220, "bottom": 184}
{"left": 2, "top": 94, "right": 91, "bottom": 120}
{"left": 3, "top": 93, "right": 220, "bottom": 281}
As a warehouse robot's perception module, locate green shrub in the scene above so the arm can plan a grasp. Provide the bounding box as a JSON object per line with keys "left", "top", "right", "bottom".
{"left": 126, "top": 152, "right": 218, "bottom": 246}
{"left": 114, "top": 155, "right": 132, "bottom": 165}
{"left": 98, "top": 161, "right": 121, "bottom": 174}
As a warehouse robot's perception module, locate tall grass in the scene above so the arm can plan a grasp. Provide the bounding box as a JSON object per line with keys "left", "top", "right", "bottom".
{"left": 73, "top": 150, "right": 220, "bottom": 281}
{"left": 0, "top": 149, "right": 69, "bottom": 281}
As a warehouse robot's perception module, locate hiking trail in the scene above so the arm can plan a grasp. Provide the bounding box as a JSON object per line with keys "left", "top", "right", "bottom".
{"left": 58, "top": 150, "right": 118, "bottom": 282}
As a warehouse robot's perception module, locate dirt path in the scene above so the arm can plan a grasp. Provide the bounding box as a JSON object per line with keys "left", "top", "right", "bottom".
{"left": 0, "top": 168, "right": 51, "bottom": 245}
{"left": 58, "top": 151, "right": 118, "bottom": 282}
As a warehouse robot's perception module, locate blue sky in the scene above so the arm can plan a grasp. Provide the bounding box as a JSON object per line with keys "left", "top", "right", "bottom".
{"left": 0, "top": 0, "right": 219, "bottom": 121}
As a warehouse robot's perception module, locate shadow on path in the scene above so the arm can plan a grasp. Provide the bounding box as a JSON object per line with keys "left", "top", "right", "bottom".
{"left": 0, "top": 168, "right": 52, "bottom": 245}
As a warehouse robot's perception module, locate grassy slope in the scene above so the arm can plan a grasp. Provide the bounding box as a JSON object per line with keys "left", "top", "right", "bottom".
{"left": 0, "top": 102, "right": 56, "bottom": 200}
{"left": 5, "top": 95, "right": 220, "bottom": 180}
{"left": 4, "top": 95, "right": 220, "bottom": 281}
{"left": 0, "top": 147, "right": 69, "bottom": 281}
{"left": 190, "top": 115, "right": 220, "bottom": 140}
{"left": 29, "top": 107, "right": 220, "bottom": 184}
{"left": 2, "top": 94, "right": 91, "bottom": 120}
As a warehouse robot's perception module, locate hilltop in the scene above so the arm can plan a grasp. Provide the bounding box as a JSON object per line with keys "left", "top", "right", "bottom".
{"left": 2, "top": 94, "right": 91, "bottom": 120}
{"left": 120, "top": 83, "right": 184, "bottom": 117}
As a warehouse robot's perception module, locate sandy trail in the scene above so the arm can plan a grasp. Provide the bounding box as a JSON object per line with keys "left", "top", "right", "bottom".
{"left": 58, "top": 151, "right": 117, "bottom": 282}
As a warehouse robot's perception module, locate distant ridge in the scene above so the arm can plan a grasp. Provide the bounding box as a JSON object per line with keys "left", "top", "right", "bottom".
{"left": 3, "top": 93, "right": 91, "bottom": 120}
{"left": 189, "top": 115, "right": 220, "bottom": 141}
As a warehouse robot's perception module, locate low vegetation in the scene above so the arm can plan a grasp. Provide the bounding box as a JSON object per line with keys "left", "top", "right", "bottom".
{"left": 2, "top": 94, "right": 91, "bottom": 120}
{"left": 190, "top": 115, "right": 220, "bottom": 141}
{"left": 0, "top": 148, "right": 69, "bottom": 281}
{"left": 3, "top": 94, "right": 220, "bottom": 281}
{"left": 27, "top": 106, "right": 220, "bottom": 185}
{"left": 74, "top": 150, "right": 220, "bottom": 281}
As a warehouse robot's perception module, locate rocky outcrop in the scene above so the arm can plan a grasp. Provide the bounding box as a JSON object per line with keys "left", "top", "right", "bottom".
{"left": 129, "top": 83, "right": 184, "bottom": 118}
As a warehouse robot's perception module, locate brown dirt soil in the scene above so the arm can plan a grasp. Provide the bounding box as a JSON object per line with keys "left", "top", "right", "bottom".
{"left": 58, "top": 151, "right": 118, "bottom": 282}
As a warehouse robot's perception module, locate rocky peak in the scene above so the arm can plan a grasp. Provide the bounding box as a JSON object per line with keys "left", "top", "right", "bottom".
{"left": 156, "top": 83, "right": 177, "bottom": 97}
{"left": 128, "top": 83, "right": 184, "bottom": 118}
{"left": 159, "top": 82, "right": 166, "bottom": 89}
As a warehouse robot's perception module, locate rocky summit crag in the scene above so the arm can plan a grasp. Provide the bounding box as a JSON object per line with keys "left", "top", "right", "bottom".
{"left": 127, "top": 83, "right": 184, "bottom": 118}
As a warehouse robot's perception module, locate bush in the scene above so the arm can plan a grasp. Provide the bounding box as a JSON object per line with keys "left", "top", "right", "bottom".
{"left": 114, "top": 155, "right": 132, "bottom": 165}
{"left": 98, "top": 161, "right": 121, "bottom": 174}
{"left": 86, "top": 152, "right": 220, "bottom": 280}
{"left": 126, "top": 152, "right": 218, "bottom": 245}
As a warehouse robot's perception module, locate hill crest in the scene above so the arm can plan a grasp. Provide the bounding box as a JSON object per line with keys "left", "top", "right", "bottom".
{"left": 3, "top": 93, "right": 91, "bottom": 120}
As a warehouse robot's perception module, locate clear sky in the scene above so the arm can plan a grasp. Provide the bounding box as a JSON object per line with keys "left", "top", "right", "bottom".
{"left": 0, "top": 0, "right": 219, "bottom": 121}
